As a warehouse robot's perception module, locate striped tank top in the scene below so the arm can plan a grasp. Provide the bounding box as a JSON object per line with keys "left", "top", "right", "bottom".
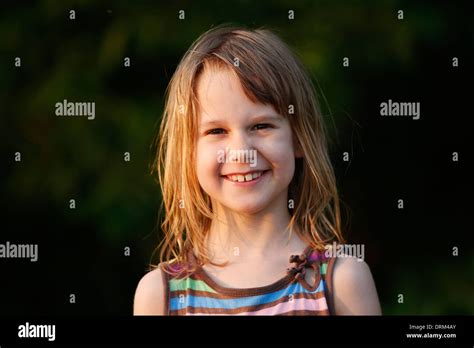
{"left": 159, "top": 246, "right": 336, "bottom": 315}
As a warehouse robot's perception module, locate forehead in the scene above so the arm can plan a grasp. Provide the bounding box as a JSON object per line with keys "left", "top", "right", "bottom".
{"left": 195, "top": 66, "right": 277, "bottom": 123}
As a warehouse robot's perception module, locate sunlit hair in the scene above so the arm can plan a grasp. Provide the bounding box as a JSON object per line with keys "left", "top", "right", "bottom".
{"left": 151, "top": 25, "right": 345, "bottom": 277}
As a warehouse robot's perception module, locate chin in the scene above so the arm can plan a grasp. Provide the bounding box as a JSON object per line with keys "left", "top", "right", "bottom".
{"left": 222, "top": 200, "right": 270, "bottom": 215}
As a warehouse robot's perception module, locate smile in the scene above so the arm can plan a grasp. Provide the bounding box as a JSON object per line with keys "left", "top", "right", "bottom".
{"left": 222, "top": 170, "right": 269, "bottom": 183}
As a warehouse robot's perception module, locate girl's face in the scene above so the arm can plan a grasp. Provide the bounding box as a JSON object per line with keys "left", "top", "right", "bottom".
{"left": 195, "top": 67, "right": 301, "bottom": 215}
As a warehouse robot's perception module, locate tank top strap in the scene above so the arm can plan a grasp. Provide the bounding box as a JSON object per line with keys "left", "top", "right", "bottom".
{"left": 158, "top": 251, "right": 196, "bottom": 315}
{"left": 306, "top": 247, "right": 337, "bottom": 314}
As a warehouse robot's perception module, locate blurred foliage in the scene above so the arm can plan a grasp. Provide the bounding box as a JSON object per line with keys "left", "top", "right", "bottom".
{"left": 0, "top": 0, "right": 472, "bottom": 315}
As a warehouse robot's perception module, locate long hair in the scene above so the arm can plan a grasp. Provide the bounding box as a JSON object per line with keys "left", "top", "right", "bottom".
{"left": 151, "top": 25, "right": 345, "bottom": 277}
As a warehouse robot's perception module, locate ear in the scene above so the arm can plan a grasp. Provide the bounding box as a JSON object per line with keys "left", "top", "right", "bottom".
{"left": 293, "top": 138, "right": 303, "bottom": 158}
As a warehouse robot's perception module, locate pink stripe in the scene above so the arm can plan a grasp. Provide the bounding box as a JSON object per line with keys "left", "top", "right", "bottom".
{"left": 185, "top": 297, "right": 329, "bottom": 316}
{"left": 237, "top": 297, "right": 329, "bottom": 315}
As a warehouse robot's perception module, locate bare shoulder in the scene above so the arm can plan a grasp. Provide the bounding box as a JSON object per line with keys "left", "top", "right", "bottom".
{"left": 331, "top": 255, "right": 382, "bottom": 315}
{"left": 133, "top": 264, "right": 168, "bottom": 315}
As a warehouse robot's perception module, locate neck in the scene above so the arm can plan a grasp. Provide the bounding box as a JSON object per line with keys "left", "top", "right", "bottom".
{"left": 204, "top": 196, "right": 306, "bottom": 263}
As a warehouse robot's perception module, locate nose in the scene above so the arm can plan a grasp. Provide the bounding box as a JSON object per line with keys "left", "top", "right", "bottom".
{"left": 227, "top": 130, "right": 253, "bottom": 163}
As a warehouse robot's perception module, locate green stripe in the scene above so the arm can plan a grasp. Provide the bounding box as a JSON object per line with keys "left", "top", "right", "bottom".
{"left": 320, "top": 263, "right": 328, "bottom": 275}
{"left": 169, "top": 277, "right": 217, "bottom": 293}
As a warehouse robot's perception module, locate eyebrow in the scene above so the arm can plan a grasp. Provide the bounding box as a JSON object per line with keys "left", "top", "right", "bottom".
{"left": 199, "top": 114, "right": 283, "bottom": 129}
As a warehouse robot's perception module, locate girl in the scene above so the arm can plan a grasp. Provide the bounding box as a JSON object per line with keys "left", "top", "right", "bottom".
{"left": 134, "top": 25, "right": 381, "bottom": 315}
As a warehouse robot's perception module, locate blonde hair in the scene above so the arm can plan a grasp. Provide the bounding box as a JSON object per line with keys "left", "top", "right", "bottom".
{"left": 151, "top": 25, "right": 345, "bottom": 276}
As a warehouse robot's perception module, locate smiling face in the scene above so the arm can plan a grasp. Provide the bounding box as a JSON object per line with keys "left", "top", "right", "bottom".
{"left": 195, "top": 66, "right": 301, "bottom": 215}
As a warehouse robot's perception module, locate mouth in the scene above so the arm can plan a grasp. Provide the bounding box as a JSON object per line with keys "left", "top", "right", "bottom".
{"left": 221, "top": 170, "right": 270, "bottom": 183}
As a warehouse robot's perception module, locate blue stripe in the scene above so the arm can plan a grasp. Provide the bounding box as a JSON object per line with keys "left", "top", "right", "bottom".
{"left": 170, "top": 280, "right": 325, "bottom": 310}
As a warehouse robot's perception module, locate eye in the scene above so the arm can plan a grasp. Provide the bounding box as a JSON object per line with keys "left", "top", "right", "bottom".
{"left": 206, "top": 128, "right": 226, "bottom": 135}
{"left": 253, "top": 123, "right": 272, "bottom": 130}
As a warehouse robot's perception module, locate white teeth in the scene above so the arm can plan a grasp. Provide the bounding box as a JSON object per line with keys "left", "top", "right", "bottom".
{"left": 227, "top": 171, "right": 264, "bottom": 182}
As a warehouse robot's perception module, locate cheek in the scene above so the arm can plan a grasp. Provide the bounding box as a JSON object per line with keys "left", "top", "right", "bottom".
{"left": 260, "top": 128, "right": 296, "bottom": 170}
{"left": 195, "top": 140, "right": 220, "bottom": 185}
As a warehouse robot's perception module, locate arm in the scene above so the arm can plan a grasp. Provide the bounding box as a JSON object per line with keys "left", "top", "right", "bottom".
{"left": 133, "top": 266, "right": 167, "bottom": 315}
{"left": 331, "top": 257, "right": 382, "bottom": 315}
